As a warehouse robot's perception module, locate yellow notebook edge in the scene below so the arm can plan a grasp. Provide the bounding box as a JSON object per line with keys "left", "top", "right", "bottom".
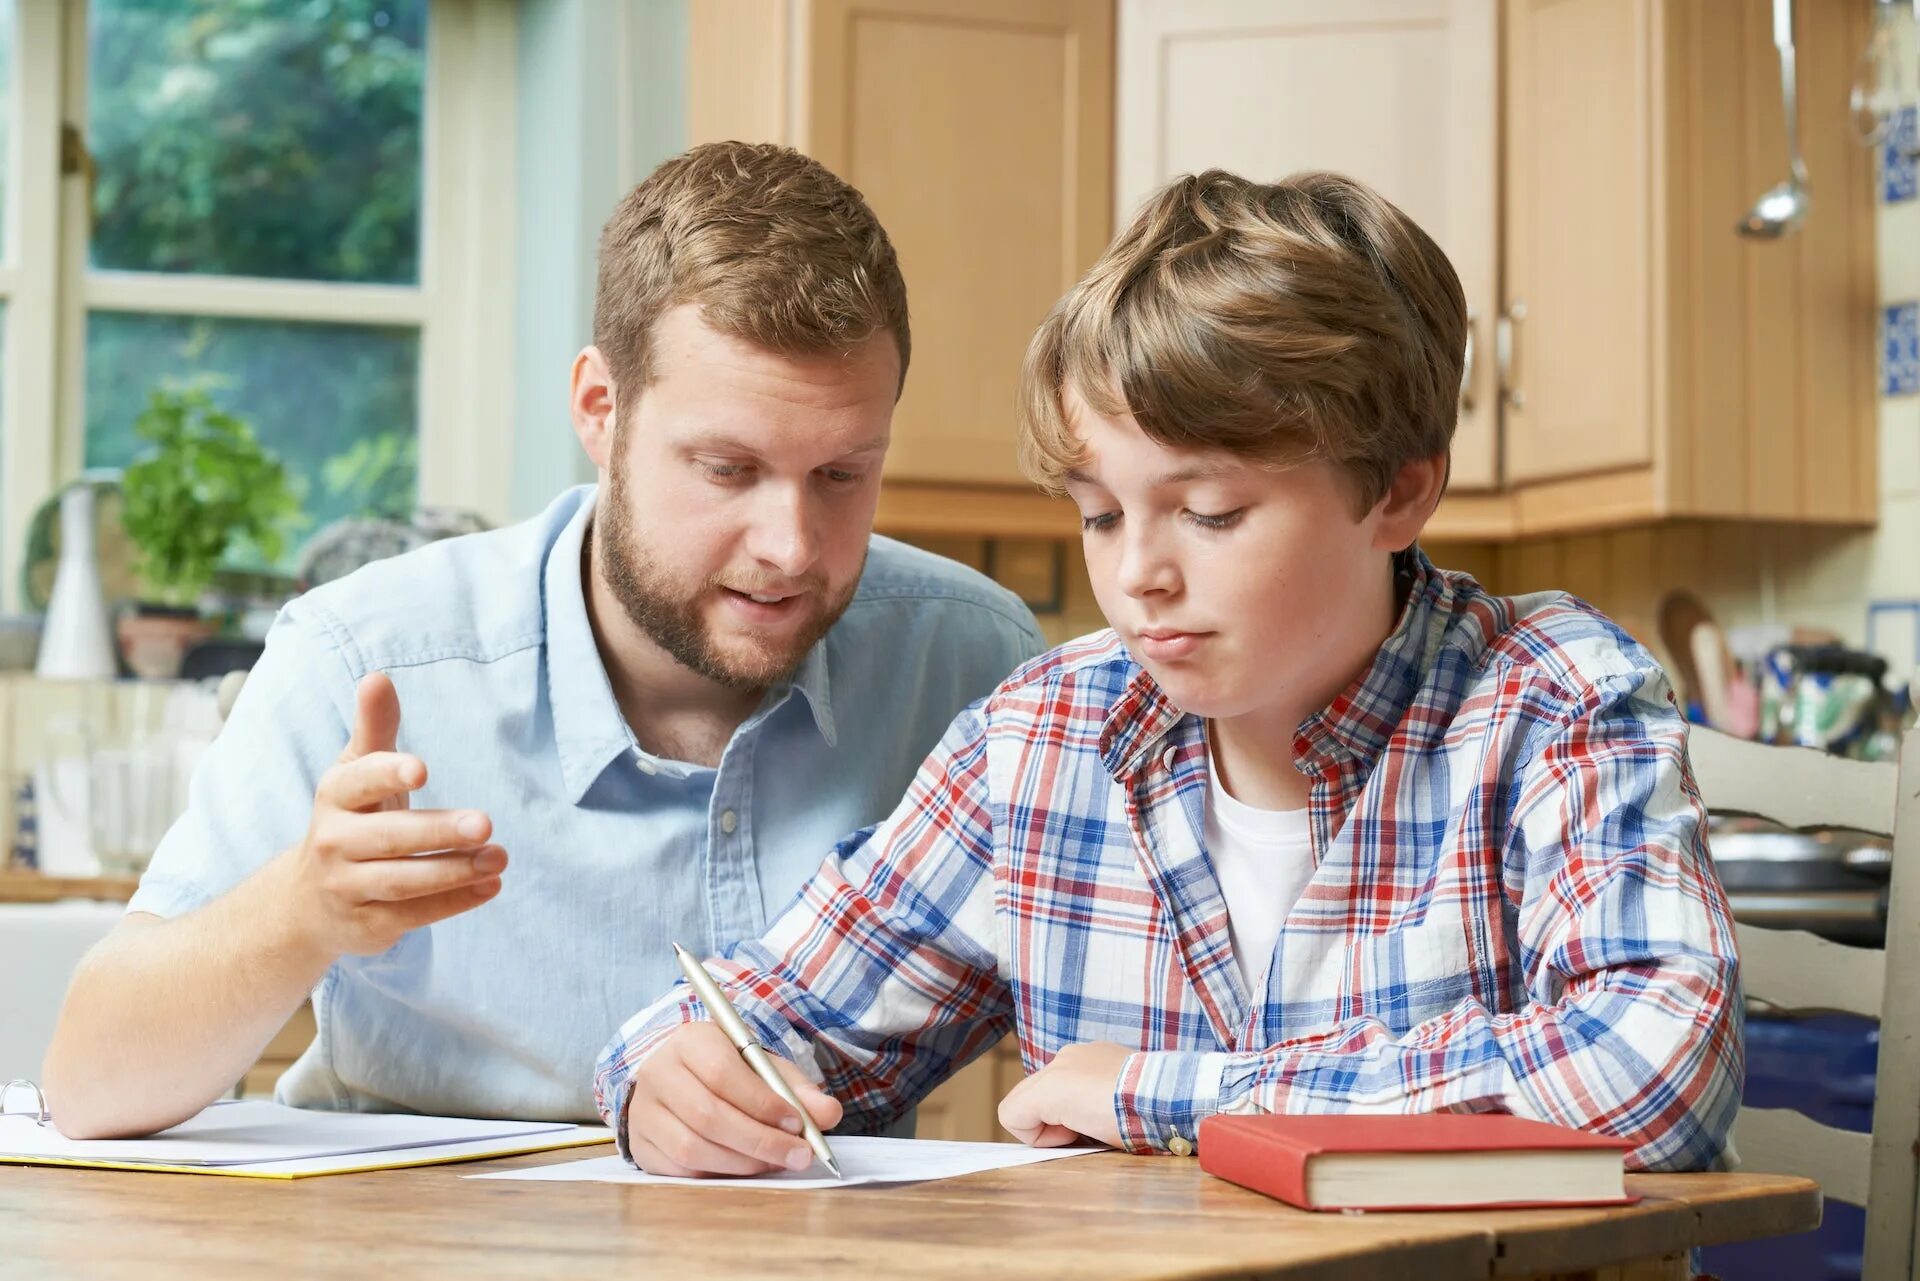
{"left": 0, "top": 1131, "right": 614, "bottom": 1179}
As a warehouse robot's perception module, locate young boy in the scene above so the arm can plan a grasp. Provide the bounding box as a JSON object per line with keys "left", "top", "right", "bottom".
{"left": 594, "top": 170, "right": 1741, "bottom": 1178}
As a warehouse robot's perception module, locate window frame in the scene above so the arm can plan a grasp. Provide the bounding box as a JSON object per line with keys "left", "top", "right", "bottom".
{"left": 0, "top": 0, "right": 518, "bottom": 611}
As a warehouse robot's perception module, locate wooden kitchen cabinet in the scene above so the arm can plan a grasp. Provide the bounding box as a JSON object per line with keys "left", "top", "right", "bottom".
{"left": 1487, "top": 0, "right": 1877, "bottom": 535}
{"left": 688, "top": 0, "right": 1110, "bottom": 538}
{"left": 1115, "top": 0, "right": 1877, "bottom": 539}
{"left": 1115, "top": 0, "right": 1501, "bottom": 492}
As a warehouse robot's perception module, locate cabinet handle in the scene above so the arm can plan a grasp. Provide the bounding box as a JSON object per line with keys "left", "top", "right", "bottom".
{"left": 1459, "top": 308, "right": 1478, "bottom": 413}
{"left": 1496, "top": 299, "right": 1527, "bottom": 411}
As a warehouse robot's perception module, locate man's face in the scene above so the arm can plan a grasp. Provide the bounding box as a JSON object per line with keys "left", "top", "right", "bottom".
{"left": 594, "top": 305, "right": 899, "bottom": 689}
{"left": 1061, "top": 385, "right": 1410, "bottom": 724}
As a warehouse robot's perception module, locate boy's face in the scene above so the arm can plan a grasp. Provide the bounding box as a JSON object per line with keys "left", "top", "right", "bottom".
{"left": 1061, "top": 387, "right": 1435, "bottom": 725}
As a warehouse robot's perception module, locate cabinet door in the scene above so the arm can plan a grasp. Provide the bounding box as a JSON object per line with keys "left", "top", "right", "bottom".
{"left": 1502, "top": 0, "right": 1654, "bottom": 484}
{"left": 1115, "top": 0, "right": 1499, "bottom": 490}
{"left": 806, "top": 0, "right": 1114, "bottom": 486}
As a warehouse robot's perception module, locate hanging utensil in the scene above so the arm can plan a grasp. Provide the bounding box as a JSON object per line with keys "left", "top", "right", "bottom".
{"left": 1850, "top": 0, "right": 1905, "bottom": 145}
{"left": 1740, "top": 0, "right": 1811, "bottom": 237}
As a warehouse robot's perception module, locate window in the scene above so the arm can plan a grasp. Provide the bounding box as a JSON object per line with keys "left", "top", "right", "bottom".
{"left": 0, "top": 0, "right": 516, "bottom": 604}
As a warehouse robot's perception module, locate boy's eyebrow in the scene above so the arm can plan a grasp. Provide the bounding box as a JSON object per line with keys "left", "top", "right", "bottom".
{"left": 1151, "top": 462, "right": 1237, "bottom": 486}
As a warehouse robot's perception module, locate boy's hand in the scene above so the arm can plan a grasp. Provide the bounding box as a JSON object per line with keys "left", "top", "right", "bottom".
{"left": 996, "top": 1041, "right": 1131, "bottom": 1149}
{"left": 623, "top": 1023, "right": 843, "bottom": 1177}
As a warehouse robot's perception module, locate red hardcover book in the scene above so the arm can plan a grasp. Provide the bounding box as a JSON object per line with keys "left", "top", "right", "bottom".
{"left": 1197, "top": 1113, "right": 1636, "bottom": 1212}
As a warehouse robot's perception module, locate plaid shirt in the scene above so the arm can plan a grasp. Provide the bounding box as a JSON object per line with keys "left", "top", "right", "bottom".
{"left": 597, "top": 549, "right": 1742, "bottom": 1172}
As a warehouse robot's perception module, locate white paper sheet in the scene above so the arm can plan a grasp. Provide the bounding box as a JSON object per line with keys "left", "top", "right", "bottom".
{"left": 0, "top": 1098, "right": 590, "bottom": 1167}
{"left": 466, "top": 1136, "right": 1101, "bottom": 1189}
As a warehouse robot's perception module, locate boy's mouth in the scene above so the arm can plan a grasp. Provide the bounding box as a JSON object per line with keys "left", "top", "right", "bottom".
{"left": 1135, "top": 628, "right": 1211, "bottom": 661}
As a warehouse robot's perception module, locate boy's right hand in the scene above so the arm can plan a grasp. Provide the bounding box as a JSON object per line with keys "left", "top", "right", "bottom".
{"left": 622, "top": 1023, "right": 843, "bottom": 1177}
{"left": 284, "top": 672, "right": 507, "bottom": 959}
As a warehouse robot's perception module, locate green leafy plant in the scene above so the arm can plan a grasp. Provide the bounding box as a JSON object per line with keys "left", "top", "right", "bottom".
{"left": 119, "top": 386, "right": 302, "bottom": 609}
{"left": 323, "top": 431, "right": 417, "bottom": 521}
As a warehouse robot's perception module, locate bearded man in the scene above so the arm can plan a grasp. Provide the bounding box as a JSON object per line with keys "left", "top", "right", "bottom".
{"left": 45, "top": 143, "right": 1042, "bottom": 1137}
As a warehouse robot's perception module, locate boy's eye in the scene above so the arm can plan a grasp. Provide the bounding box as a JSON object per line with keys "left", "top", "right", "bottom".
{"left": 1080, "top": 511, "right": 1119, "bottom": 533}
{"left": 1185, "top": 508, "right": 1244, "bottom": 530}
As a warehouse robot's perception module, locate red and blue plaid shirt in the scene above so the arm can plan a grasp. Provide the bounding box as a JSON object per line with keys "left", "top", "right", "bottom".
{"left": 596, "top": 550, "right": 1742, "bottom": 1172}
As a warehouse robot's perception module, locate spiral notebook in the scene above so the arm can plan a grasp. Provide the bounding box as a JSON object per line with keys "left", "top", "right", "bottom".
{"left": 0, "top": 1083, "right": 611, "bottom": 1179}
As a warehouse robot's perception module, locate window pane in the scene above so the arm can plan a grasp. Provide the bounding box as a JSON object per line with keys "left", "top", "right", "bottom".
{"left": 85, "top": 312, "right": 419, "bottom": 569}
{"left": 0, "top": 0, "right": 11, "bottom": 257}
{"left": 87, "top": 0, "right": 426, "bottom": 284}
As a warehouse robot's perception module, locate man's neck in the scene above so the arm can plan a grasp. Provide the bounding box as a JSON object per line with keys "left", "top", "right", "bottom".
{"left": 581, "top": 531, "right": 762, "bottom": 769}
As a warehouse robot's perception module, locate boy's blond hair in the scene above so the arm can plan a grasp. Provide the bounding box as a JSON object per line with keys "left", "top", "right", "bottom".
{"left": 594, "top": 141, "right": 910, "bottom": 397}
{"left": 1019, "top": 170, "right": 1466, "bottom": 514}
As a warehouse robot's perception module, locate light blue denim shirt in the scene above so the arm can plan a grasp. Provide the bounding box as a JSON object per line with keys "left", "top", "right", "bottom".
{"left": 128, "top": 485, "right": 1045, "bottom": 1121}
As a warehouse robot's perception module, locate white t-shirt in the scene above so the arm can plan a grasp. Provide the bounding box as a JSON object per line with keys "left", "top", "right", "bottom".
{"left": 1204, "top": 757, "right": 1317, "bottom": 994}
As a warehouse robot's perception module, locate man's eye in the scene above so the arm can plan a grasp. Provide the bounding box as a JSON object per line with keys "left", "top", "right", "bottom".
{"left": 820, "top": 468, "right": 862, "bottom": 484}
{"left": 700, "top": 462, "right": 750, "bottom": 481}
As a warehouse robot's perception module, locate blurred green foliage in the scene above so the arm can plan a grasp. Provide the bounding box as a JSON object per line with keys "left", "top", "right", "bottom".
{"left": 82, "top": 0, "right": 427, "bottom": 567}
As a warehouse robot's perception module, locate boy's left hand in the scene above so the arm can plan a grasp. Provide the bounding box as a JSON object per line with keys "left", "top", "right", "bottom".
{"left": 996, "top": 1041, "right": 1132, "bottom": 1148}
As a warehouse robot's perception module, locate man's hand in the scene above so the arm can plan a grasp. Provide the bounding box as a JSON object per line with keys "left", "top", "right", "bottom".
{"left": 996, "top": 1041, "right": 1133, "bottom": 1149}
{"left": 622, "top": 1023, "right": 843, "bottom": 1177}
{"left": 283, "top": 672, "right": 508, "bottom": 959}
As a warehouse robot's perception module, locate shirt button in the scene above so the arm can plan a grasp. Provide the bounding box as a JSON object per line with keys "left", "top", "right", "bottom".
{"left": 719, "top": 809, "right": 739, "bottom": 835}
{"left": 635, "top": 756, "right": 657, "bottom": 776}
{"left": 1161, "top": 746, "right": 1179, "bottom": 771}
{"left": 1168, "top": 1134, "right": 1194, "bottom": 1157}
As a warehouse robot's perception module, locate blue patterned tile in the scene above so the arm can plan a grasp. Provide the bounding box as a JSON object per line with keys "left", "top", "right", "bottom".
{"left": 1888, "top": 302, "right": 1920, "bottom": 396}
{"left": 1886, "top": 106, "right": 1918, "bottom": 203}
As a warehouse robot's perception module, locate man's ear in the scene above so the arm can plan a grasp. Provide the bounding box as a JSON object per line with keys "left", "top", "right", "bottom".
{"left": 1371, "top": 453, "right": 1448, "bottom": 552}
{"left": 571, "top": 346, "right": 619, "bottom": 470}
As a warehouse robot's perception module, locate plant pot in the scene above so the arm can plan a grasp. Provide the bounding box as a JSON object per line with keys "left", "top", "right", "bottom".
{"left": 116, "top": 605, "right": 218, "bottom": 680}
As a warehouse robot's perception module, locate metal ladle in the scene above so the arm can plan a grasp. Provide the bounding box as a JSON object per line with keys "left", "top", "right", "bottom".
{"left": 1741, "top": 0, "right": 1810, "bottom": 237}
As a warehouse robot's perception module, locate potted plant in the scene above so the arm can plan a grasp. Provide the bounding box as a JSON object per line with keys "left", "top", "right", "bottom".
{"left": 116, "top": 386, "right": 300, "bottom": 678}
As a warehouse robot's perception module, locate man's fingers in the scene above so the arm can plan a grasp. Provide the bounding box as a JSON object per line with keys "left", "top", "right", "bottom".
{"left": 356, "top": 847, "right": 507, "bottom": 901}
{"left": 343, "top": 672, "right": 403, "bottom": 761}
{"left": 320, "top": 752, "right": 427, "bottom": 812}
{"left": 375, "top": 876, "right": 504, "bottom": 934}
{"left": 327, "top": 808, "right": 493, "bottom": 861}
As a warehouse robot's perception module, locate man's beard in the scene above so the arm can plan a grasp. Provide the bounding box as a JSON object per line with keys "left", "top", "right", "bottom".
{"left": 597, "top": 458, "right": 861, "bottom": 691}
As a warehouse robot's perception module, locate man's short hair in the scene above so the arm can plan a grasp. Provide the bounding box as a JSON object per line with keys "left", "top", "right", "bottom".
{"left": 593, "top": 141, "right": 910, "bottom": 397}
{"left": 1019, "top": 169, "right": 1467, "bottom": 514}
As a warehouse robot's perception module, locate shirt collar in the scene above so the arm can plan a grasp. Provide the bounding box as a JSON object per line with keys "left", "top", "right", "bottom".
{"left": 545, "top": 489, "right": 639, "bottom": 803}
{"left": 785, "top": 639, "right": 838, "bottom": 747}
{"left": 543, "top": 488, "right": 841, "bottom": 803}
{"left": 1099, "top": 546, "right": 1446, "bottom": 783}
{"left": 1291, "top": 545, "right": 1447, "bottom": 774}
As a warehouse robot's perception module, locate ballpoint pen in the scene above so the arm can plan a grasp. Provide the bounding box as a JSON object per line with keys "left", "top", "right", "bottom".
{"left": 671, "top": 942, "right": 844, "bottom": 1179}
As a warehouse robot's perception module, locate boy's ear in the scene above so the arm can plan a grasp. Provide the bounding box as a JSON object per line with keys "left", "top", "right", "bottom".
{"left": 1371, "top": 453, "right": 1448, "bottom": 552}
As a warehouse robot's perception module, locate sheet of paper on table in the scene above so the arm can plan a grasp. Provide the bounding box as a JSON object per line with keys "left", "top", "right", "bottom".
{"left": 465, "top": 1135, "right": 1102, "bottom": 1190}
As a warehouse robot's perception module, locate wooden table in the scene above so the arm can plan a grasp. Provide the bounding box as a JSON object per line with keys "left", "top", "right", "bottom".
{"left": 0, "top": 1145, "right": 1817, "bottom": 1280}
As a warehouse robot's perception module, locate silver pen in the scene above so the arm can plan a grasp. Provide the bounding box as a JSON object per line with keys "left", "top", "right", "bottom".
{"left": 671, "top": 942, "right": 843, "bottom": 1179}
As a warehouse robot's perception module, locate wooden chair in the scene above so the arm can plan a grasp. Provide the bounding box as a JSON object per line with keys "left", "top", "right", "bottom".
{"left": 1688, "top": 726, "right": 1920, "bottom": 1280}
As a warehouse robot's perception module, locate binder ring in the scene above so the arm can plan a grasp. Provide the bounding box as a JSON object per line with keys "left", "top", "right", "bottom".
{"left": 1, "top": 1079, "right": 50, "bottom": 1127}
